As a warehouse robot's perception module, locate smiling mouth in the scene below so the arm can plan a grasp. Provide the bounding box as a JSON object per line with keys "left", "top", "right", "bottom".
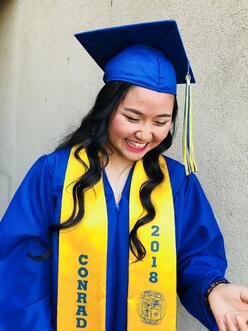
{"left": 124, "top": 139, "right": 149, "bottom": 152}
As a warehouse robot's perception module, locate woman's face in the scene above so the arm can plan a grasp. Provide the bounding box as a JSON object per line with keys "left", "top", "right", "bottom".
{"left": 107, "top": 85, "right": 174, "bottom": 164}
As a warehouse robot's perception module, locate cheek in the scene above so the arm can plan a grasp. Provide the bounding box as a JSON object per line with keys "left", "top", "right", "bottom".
{"left": 154, "top": 124, "right": 172, "bottom": 142}
{"left": 109, "top": 116, "right": 133, "bottom": 138}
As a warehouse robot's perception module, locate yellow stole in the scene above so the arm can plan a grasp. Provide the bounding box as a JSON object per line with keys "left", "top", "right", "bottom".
{"left": 57, "top": 146, "right": 177, "bottom": 330}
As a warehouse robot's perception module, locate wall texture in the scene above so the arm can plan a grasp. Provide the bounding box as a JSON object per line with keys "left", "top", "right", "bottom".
{"left": 0, "top": 0, "right": 247, "bottom": 329}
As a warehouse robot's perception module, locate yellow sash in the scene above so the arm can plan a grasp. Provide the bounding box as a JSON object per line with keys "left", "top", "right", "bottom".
{"left": 57, "top": 146, "right": 177, "bottom": 330}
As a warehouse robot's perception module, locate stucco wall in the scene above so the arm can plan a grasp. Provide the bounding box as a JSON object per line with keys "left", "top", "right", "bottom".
{"left": 0, "top": 1, "right": 247, "bottom": 329}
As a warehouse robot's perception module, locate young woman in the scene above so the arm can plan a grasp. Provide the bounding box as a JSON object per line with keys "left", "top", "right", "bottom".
{"left": 0, "top": 20, "right": 248, "bottom": 331}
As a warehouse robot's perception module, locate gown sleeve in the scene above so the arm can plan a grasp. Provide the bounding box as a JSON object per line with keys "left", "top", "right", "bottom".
{"left": 174, "top": 171, "right": 228, "bottom": 330}
{"left": 0, "top": 155, "right": 55, "bottom": 331}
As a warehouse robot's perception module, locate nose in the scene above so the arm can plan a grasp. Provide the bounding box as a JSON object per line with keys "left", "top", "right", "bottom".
{"left": 134, "top": 125, "right": 153, "bottom": 142}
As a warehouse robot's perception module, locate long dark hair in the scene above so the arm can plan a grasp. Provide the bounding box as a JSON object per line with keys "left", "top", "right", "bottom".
{"left": 42, "top": 81, "right": 177, "bottom": 263}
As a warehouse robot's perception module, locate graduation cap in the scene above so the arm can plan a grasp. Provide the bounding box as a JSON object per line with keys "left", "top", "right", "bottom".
{"left": 74, "top": 20, "right": 197, "bottom": 175}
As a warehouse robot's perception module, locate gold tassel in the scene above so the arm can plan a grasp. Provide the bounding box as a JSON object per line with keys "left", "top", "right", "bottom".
{"left": 183, "top": 73, "right": 198, "bottom": 175}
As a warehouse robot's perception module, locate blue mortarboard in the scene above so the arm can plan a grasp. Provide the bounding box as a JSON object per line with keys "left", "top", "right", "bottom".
{"left": 74, "top": 20, "right": 197, "bottom": 174}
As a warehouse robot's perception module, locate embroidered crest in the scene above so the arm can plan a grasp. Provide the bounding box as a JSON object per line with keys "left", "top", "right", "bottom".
{"left": 137, "top": 290, "right": 166, "bottom": 325}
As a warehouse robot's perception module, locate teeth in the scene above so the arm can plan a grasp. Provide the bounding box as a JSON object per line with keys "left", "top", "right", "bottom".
{"left": 126, "top": 139, "right": 146, "bottom": 148}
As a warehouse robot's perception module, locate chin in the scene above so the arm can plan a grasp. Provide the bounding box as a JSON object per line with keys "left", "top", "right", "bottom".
{"left": 122, "top": 150, "right": 148, "bottom": 162}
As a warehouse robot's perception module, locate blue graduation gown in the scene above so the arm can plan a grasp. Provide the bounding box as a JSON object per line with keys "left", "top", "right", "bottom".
{"left": 0, "top": 148, "right": 227, "bottom": 331}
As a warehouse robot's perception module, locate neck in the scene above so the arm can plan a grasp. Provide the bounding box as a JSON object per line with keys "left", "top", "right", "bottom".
{"left": 103, "top": 145, "right": 134, "bottom": 176}
{"left": 103, "top": 149, "right": 134, "bottom": 205}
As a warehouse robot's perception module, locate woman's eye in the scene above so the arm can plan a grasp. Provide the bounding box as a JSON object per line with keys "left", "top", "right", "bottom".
{"left": 125, "top": 116, "right": 139, "bottom": 122}
{"left": 154, "top": 121, "right": 167, "bottom": 126}
{"left": 124, "top": 115, "right": 168, "bottom": 126}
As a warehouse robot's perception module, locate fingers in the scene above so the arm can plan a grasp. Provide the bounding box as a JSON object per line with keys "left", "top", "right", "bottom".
{"left": 225, "top": 314, "right": 238, "bottom": 331}
{"left": 235, "top": 315, "right": 248, "bottom": 331}
{"left": 217, "top": 317, "right": 228, "bottom": 331}
{"left": 223, "top": 313, "right": 248, "bottom": 331}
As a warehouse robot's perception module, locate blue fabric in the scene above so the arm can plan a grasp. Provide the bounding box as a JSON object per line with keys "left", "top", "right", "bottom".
{"left": 0, "top": 148, "right": 227, "bottom": 331}
{"left": 74, "top": 20, "right": 196, "bottom": 88}
{"left": 103, "top": 45, "right": 177, "bottom": 94}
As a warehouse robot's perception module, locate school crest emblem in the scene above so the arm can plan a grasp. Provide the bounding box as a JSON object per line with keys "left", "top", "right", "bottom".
{"left": 137, "top": 290, "right": 166, "bottom": 325}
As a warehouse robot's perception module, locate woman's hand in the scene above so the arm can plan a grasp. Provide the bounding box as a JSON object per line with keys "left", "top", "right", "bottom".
{"left": 208, "top": 283, "right": 248, "bottom": 330}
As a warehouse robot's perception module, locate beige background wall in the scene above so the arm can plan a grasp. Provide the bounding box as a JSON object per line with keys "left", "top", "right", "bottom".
{"left": 0, "top": 0, "right": 247, "bottom": 329}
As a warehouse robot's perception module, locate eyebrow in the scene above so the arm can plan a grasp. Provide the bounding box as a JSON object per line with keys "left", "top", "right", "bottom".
{"left": 124, "top": 107, "right": 172, "bottom": 118}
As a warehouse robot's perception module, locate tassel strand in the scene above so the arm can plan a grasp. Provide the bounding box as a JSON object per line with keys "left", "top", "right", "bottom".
{"left": 183, "top": 73, "right": 198, "bottom": 175}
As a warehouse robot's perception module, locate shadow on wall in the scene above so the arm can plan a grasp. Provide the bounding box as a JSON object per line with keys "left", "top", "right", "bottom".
{"left": 0, "top": 0, "right": 17, "bottom": 27}
{"left": 0, "top": 0, "right": 15, "bottom": 12}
